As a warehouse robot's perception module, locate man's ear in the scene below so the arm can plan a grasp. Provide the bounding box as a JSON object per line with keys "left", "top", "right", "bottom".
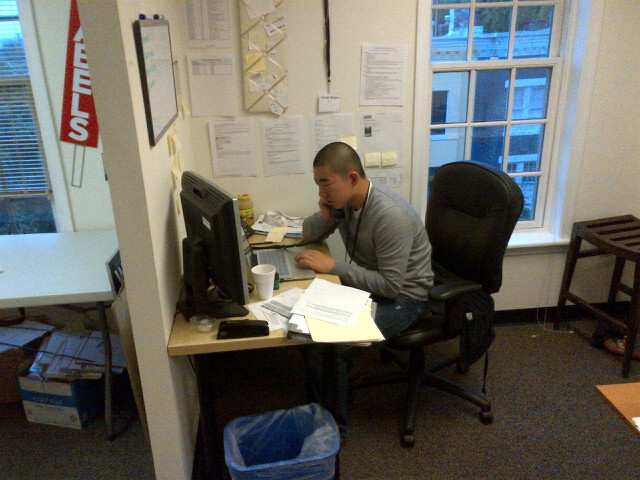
{"left": 348, "top": 171, "right": 359, "bottom": 186}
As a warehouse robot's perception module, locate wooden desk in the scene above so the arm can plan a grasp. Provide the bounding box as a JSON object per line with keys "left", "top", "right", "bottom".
{"left": 0, "top": 231, "right": 119, "bottom": 438}
{"left": 168, "top": 237, "right": 339, "bottom": 480}
{"left": 596, "top": 382, "right": 640, "bottom": 437}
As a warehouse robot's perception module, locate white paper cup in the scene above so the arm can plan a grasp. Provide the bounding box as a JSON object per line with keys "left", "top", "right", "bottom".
{"left": 251, "top": 264, "right": 276, "bottom": 300}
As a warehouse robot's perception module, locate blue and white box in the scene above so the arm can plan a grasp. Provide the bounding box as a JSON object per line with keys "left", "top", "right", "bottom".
{"left": 18, "top": 372, "right": 101, "bottom": 429}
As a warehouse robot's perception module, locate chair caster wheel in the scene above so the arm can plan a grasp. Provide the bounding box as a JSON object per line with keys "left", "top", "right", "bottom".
{"left": 479, "top": 410, "right": 493, "bottom": 424}
{"left": 401, "top": 434, "right": 415, "bottom": 448}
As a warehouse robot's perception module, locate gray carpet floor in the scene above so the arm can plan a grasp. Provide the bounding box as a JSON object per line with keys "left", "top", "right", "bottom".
{"left": 2, "top": 318, "right": 640, "bottom": 480}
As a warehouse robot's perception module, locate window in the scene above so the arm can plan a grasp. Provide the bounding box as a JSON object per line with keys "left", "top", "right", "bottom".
{"left": 424, "top": 0, "right": 565, "bottom": 226}
{"left": 0, "top": 0, "right": 55, "bottom": 234}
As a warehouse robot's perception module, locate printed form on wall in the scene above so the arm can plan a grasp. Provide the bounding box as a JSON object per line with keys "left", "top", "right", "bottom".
{"left": 187, "top": 53, "right": 239, "bottom": 117}
{"left": 309, "top": 113, "right": 355, "bottom": 157}
{"left": 185, "top": 0, "right": 233, "bottom": 48}
{"left": 209, "top": 119, "right": 259, "bottom": 176}
{"left": 360, "top": 112, "right": 404, "bottom": 168}
{"left": 359, "top": 44, "right": 407, "bottom": 107}
{"left": 260, "top": 115, "right": 307, "bottom": 176}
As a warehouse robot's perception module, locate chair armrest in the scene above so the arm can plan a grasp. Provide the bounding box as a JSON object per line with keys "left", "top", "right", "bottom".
{"left": 429, "top": 280, "right": 482, "bottom": 302}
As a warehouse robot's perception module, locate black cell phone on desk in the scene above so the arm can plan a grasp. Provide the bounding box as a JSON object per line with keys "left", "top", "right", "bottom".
{"left": 217, "top": 320, "right": 269, "bottom": 339}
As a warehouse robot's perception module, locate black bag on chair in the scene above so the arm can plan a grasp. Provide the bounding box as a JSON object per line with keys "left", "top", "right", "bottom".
{"left": 454, "top": 290, "right": 495, "bottom": 371}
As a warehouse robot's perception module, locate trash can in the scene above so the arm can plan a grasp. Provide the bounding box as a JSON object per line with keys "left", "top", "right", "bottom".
{"left": 223, "top": 403, "right": 340, "bottom": 480}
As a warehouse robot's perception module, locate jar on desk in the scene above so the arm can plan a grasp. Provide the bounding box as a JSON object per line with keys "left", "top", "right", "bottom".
{"left": 238, "top": 193, "right": 255, "bottom": 226}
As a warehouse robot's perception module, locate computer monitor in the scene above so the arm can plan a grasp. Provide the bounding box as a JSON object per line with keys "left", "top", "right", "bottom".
{"left": 177, "top": 171, "right": 250, "bottom": 319}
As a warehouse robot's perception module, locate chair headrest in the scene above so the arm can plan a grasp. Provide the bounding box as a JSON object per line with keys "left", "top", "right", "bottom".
{"left": 426, "top": 161, "right": 524, "bottom": 293}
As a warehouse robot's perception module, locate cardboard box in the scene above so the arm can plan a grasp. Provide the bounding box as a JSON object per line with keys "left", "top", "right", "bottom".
{"left": 18, "top": 372, "right": 102, "bottom": 429}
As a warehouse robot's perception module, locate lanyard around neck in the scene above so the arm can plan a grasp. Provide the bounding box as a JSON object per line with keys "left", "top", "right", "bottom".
{"left": 346, "top": 181, "right": 371, "bottom": 264}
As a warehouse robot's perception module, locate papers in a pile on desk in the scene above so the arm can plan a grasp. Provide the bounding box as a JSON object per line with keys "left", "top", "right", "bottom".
{"left": 252, "top": 211, "right": 304, "bottom": 238}
{"left": 291, "top": 279, "right": 384, "bottom": 344}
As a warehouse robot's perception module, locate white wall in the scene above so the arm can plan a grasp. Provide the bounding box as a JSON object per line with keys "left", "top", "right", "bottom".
{"left": 78, "top": 1, "right": 199, "bottom": 479}
{"left": 31, "top": 1, "right": 640, "bottom": 478}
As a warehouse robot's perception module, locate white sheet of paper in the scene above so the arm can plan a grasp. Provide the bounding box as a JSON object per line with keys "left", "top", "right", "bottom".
{"left": 360, "top": 44, "right": 407, "bottom": 106}
{"left": 369, "top": 171, "right": 401, "bottom": 188}
{"left": 260, "top": 115, "right": 308, "bottom": 176}
{"left": 0, "top": 320, "right": 54, "bottom": 353}
{"left": 187, "top": 53, "right": 238, "bottom": 117}
{"left": 244, "top": 0, "right": 275, "bottom": 19}
{"left": 292, "top": 278, "right": 370, "bottom": 327}
{"left": 309, "top": 113, "right": 355, "bottom": 156}
{"left": 318, "top": 93, "right": 341, "bottom": 113}
{"left": 360, "top": 112, "right": 405, "bottom": 168}
{"left": 209, "top": 119, "right": 259, "bottom": 176}
{"left": 185, "top": 0, "right": 233, "bottom": 48}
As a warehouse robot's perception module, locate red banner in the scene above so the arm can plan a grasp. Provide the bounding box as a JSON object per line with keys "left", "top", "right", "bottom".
{"left": 59, "top": 0, "right": 99, "bottom": 148}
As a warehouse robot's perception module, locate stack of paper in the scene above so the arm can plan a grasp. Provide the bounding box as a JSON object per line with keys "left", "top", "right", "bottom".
{"left": 0, "top": 320, "right": 55, "bottom": 353}
{"left": 29, "top": 331, "right": 126, "bottom": 380}
{"left": 291, "top": 279, "right": 384, "bottom": 344}
{"left": 248, "top": 287, "right": 305, "bottom": 332}
{"left": 252, "top": 211, "right": 304, "bottom": 238}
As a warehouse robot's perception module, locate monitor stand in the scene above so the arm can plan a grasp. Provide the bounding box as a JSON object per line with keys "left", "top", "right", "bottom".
{"left": 175, "top": 298, "right": 248, "bottom": 320}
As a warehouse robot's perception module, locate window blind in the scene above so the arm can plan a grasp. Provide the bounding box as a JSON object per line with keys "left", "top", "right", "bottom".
{"left": 0, "top": 0, "right": 52, "bottom": 197}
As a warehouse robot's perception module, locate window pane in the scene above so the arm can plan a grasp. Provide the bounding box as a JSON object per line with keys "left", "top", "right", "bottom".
{"left": 513, "top": 67, "right": 550, "bottom": 120}
{"left": 430, "top": 126, "right": 466, "bottom": 167}
{"left": 432, "top": 71, "right": 469, "bottom": 125}
{"left": 0, "top": 196, "right": 56, "bottom": 235}
{"left": 473, "top": 69, "right": 509, "bottom": 122}
{"left": 431, "top": 8, "right": 470, "bottom": 62}
{"left": 514, "top": 176, "right": 538, "bottom": 221}
{"left": 508, "top": 123, "right": 544, "bottom": 172}
{"left": 514, "top": 5, "right": 554, "bottom": 58}
{"left": 471, "top": 125, "right": 505, "bottom": 169}
{"left": 428, "top": 126, "right": 466, "bottom": 196}
{"left": 0, "top": 0, "right": 19, "bottom": 17}
{"left": 473, "top": 7, "right": 512, "bottom": 60}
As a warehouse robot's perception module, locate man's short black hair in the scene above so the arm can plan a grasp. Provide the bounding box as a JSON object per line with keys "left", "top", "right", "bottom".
{"left": 313, "top": 142, "right": 366, "bottom": 179}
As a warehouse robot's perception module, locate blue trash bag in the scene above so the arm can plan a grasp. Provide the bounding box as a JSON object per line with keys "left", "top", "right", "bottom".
{"left": 223, "top": 403, "right": 340, "bottom": 480}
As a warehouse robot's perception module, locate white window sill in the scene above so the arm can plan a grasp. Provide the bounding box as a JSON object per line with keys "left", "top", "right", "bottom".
{"left": 506, "top": 229, "right": 570, "bottom": 255}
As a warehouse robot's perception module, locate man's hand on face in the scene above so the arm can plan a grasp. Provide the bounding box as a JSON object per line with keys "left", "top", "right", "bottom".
{"left": 318, "top": 198, "right": 334, "bottom": 221}
{"left": 295, "top": 249, "right": 336, "bottom": 274}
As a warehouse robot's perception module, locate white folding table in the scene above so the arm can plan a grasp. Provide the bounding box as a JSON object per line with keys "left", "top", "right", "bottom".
{"left": 0, "top": 231, "right": 120, "bottom": 438}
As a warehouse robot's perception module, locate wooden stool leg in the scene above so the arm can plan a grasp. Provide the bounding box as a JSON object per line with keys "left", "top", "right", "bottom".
{"left": 608, "top": 257, "right": 626, "bottom": 304}
{"left": 621, "top": 262, "right": 640, "bottom": 377}
{"left": 555, "top": 227, "right": 582, "bottom": 330}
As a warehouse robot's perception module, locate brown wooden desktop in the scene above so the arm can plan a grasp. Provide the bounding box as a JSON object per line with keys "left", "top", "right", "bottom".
{"left": 167, "top": 239, "right": 340, "bottom": 479}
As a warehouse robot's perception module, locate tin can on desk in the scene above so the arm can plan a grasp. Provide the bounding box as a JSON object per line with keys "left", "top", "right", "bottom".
{"left": 238, "top": 193, "right": 255, "bottom": 226}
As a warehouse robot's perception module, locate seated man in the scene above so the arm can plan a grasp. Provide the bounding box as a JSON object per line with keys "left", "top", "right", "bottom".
{"left": 295, "top": 141, "right": 436, "bottom": 438}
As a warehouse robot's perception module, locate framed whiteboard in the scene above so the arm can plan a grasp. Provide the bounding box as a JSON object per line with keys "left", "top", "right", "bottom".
{"left": 133, "top": 19, "right": 178, "bottom": 147}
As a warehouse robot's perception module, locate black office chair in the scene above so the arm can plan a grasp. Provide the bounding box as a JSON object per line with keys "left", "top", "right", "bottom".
{"left": 352, "top": 161, "right": 524, "bottom": 447}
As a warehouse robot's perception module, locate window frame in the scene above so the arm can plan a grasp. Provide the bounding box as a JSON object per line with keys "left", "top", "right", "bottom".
{"left": 14, "top": 0, "right": 73, "bottom": 232}
{"left": 411, "top": 0, "right": 599, "bottom": 247}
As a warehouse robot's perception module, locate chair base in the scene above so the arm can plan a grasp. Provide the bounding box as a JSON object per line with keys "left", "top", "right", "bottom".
{"left": 353, "top": 351, "right": 492, "bottom": 448}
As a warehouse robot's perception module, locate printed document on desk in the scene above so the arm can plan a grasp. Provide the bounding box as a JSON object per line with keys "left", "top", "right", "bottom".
{"left": 291, "top": 278, "right": 371, "bottom": 327}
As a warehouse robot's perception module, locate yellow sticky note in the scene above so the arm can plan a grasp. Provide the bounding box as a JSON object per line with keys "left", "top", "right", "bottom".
{"left": 245, "top": 52, "right": 266, "bottom": 74}
{"left": 340, "top": 135, "right": 357, "bottom": 150}
{"left": 381, "top": 151, "right": 398, "bottom": 167}
{"left": 173, "top": 133, "right": 182, "bottom": 153}
{"left": 248, "top": 31, "right": 266, "bottom": 51}
{"left": 265, "top": 226, "right": 288, "bottom": 243}
{"left": 364, "top": 151, "right": 381, "bottom": 168}
{"left": 167, "top": 134, "right": 175, "bottom": 156}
